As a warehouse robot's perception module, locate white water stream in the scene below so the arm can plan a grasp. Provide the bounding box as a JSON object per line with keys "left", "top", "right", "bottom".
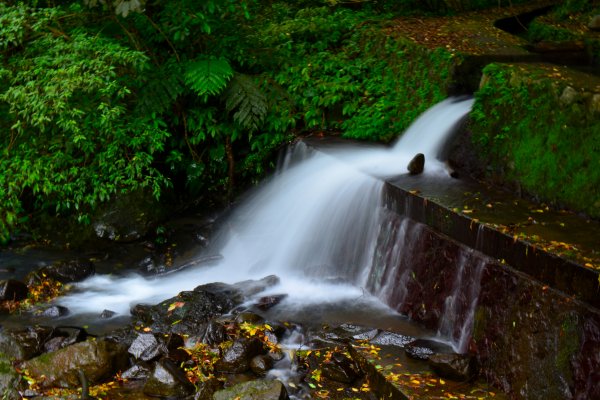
{"left": 58, "top": 97, "right": 475, "bottom": 349}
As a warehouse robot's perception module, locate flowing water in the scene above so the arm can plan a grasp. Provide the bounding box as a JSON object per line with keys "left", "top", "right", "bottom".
{"left": 56, "top": 97, "right": 476, "bottom": 351}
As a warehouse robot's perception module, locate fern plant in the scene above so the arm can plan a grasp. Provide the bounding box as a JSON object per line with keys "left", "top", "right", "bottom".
{"left": 184, "top": 57, "right": 234, "bottom": 98}
{"left": 224, "top": 74, "right": 268, "bottom": 132}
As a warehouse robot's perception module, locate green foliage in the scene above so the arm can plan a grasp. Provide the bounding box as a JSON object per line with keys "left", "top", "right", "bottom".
{"left": 471, "top": 63, "right": 600, "bottom": 218}
{"left": 224, "top": 74, "right": 268, "bottom": 133}
{"left": 184, "top": 58, "right": 234, "bottom": 98}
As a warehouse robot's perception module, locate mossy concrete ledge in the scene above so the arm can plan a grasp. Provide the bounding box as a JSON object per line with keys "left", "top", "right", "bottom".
{"left": 371, "top": 192, "right": 600, "bottom": 398}
{"left": 383, "top": 181, "right": 600, "bottom": 309}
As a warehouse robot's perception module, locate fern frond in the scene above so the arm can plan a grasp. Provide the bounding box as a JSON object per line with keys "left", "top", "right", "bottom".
{"left": 224, "top": 74, "right": 267, "bottom": 132}
{"left": 184, "top": 57, "right": 233, "bottom": 97}
{"left": 135, "top": 59, "right": 184, "bottom": 115}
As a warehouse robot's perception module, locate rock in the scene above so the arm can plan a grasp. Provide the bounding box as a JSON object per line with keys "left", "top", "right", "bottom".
{"left": 0, "top": 326, "right": 54, "bottom": 361}
{"left": 407, "top": 153, "right": 425, "bottom": 175}
{"left": 588, "top": 15, "right": 600, "bottom": 31}
{"left": 429, "top": 353, "right": 476, "bottom": 381}
{"left": 142, "top": 358, "right": 195, "bottom": 398}
{"left": 233, "top": 275, "right": 281, "bottom": 297}
{"left": 21, "top": 339, "right": 128, "bottom": 389}
{"left": 255, "top": 294, "right": 287, "bottom": 311}
{"left": 121, "top": 363, "right": 152, "bottom": 380}
{"left": 128, "top": 333, "right": 164, "bottom": 361}
{"left": 131, "top": 282, "right": 243, "bottom": 334}
{"left": 215, "top": 338, "right": 265, "bottom": 373}
{"left": 405, "top": 339, "right": 453, "bottom": 361}
{"left": 250, "top": 354, "right": 274, "bottom": 376}
{"left": 321, "top": 351, "right": 361, "bottom": 384}
{"left": 194, "top": 377, "right": 223, "bottom": 400}
{"left": 560, "top": 86, "right": 579, "bottom": 106}
{"left": 0, "top": 355, "right": 24, "bottom": 400}
{"left": 370, "top": 331, "right": 413, "bottom": 347}
{"left": 0, "top": 279, "right": 28, "bottom": 301}
{"left": 213, "top": 379, "right": 289, "bottom": 400}
{"left": 188, "top": 321, "right": 228, "bottom": 346}
{"left": 235, "top": 311, "right": 265, "bottom": 325}
{"left": 39, "top": 305, "right": 70, "bottom": 318}
{"left": 100, "top": 309, "right": 116, "bottom": 319}
{"left": 28, "top": 259, "right": 95, "bottom": 284}
{"left": 92, "top": 188, "right": 165, "bottom": 242}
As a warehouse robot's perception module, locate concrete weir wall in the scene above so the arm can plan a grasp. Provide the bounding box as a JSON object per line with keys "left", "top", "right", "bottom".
{"left": 376, "top": 182, "right": 600, "bottom": 399}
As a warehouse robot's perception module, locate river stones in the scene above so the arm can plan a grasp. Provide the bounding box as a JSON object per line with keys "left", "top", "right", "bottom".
{"left": 429, "top": 352, "right": 477, "bottom": 381}
{"left": 143, "top": 358, "right": 195, "bottom": 398}
{"left": 215, "top": 337, "right": 265, "bottom": 373}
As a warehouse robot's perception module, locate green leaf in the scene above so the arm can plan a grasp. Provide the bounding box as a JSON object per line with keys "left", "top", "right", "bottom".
{"left": 184, "top": 58, "right": 234, "bottom": 97}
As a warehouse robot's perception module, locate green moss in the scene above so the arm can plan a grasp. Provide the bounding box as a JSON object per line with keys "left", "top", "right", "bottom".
{"left": 556, "top": 313, "right": 580, "bottom": 377}
{"left": 471, "top": 63, "right": 600, "bottom": 218}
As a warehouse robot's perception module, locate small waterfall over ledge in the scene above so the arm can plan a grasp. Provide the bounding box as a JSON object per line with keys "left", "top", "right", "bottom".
{"left": 59, "top": 97, "right": 478, "bottom": 352}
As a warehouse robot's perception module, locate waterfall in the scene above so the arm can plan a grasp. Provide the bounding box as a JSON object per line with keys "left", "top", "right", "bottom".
{"left": 58, "top": 97, "right": 476, "bottom": 349}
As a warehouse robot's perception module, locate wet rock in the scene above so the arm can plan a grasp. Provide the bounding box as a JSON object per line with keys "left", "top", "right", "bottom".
{"left": 39, "top": 305, "right": 70, "bottom": 318}
{"left": 100, "top": 309, "right": 116, "bottom": 319}
{"left": 21, "top": 339, "right": 128, "bottom": 389}
{"left": 429, "top": 353, "right": 476, "bottom": 382}
{"left": 371, "top": 331, "right": 413, "bottom": 347}
{"left": 194, "top": 377, "right": 223, "bottom": 400}
{"left": 131, "top": 282, "right": 243, "bottom": 334}
{"left": 187, "top": 321, "right": 228, "bottom": 346}
{"left": 143, "top": 358, "right": 195, "bottom": 398}
{"left": 256, "top": 294, "right": 287, "bottom": 311}
{"left": 0, "top": 279, "right": 28, "bottom": 301}
{"left": 590, "top": 15, "right": 600, "bottom": 31}
{"left": 404, "top": 339, "right": 443, "bottom": 361}
{"left": 407, "top": 153, "right": 425, "bottom": 175}
{"left": 0, "top": 326, "right": 54, "bottom": 361}
{"left": 121, "top": 363, "right": 152, "bottom": 380}
{"left": 213, "top": 379, "right": 289, "bottom": 400}
{"left": 28, "top": 259, "right": 95, "bottom": 285}
{"left": 215, "top": 338, "right": 265, "bottom": 373}
{"left": 250, "top": 354, "right": 274, "bottom": 376}
{"left": 128, "top": 333, "right": 164, "bottom": 361}
{"left": 560, "top": 86, "right": 579, "bottom": 106}
{"left": 234, "top": 275, "right": 281, "bottom": 297}
{"left": 235, "top": 311, "right": 265, "bottom": 325}
{"left": 322, "top": 351, "right": 361, "bottom": 384}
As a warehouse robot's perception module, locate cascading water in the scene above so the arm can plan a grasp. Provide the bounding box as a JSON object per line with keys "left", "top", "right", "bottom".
{"left": 58, "top": 97, "right": 475, "bottom": 350}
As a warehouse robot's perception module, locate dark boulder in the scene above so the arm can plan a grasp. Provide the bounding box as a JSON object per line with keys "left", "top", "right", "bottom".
{"left": 21, "top": 339, "right": 128, "bottom": 389}
{"left": 407, "top": 153, "right": 425, "bottom": 175}
{"left": 429, "top": 352, "right": 477, "bottom": 381}
{"left": 92, "top": 188, "right": 166, "bottom": 243}
{"left": 28, "top": 259, "right": 95, "bottom": 285}
{"left": 215, "top": 338, "right": 265, "bottom": 373}
{"left": 186, "top": 321, "right": 228, "bottom": 346}
{"left": 128, "top": 332, "right": 185, "bottom": 362}
{"left": 213, "top": 379, "right": 289, "bottom": 400}
{"left": 233, "top": 275, "right": 281, "bottom": 297}
{"left": 250, "top": 354, "right": 274, "bottom": 376}
{"left": 0, "top": 326, "right": 54, "bottom": 361}
{"left": 321, "top": 351, "right": 361, "bottom": 384}
{"left": 131, "top": 282, "right": 243, "bottom": 334}
{"left": 194, "top": 377, "right": 223, "bottom": 400}
{"left": 0, "top": 279, "right": 28, "bottom": 301}
{"left": 142, "top": 358, "right": 195, "bottom": 398}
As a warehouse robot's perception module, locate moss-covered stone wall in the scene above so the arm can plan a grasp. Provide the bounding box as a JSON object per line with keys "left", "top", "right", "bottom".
{"left": 470, "top": 62, "right": 600, "bottom": 218}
